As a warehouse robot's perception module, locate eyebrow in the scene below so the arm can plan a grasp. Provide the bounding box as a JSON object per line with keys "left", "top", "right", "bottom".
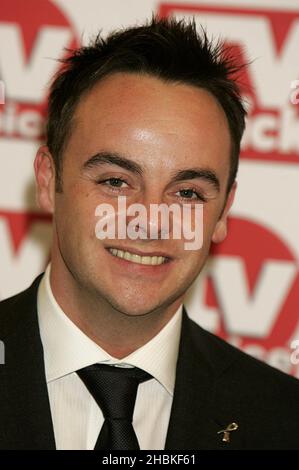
{"left": 82, "top": 151, "right": 220, "bottom": 191}
{"left": 82, "top": 152, "right": 143, "bottom": 176}
{"left": 169, "top": 168, "right": 220, "bottom": 192}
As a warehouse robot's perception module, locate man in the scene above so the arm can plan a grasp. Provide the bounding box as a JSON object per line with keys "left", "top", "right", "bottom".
{"left": 0, "top": 16, "right": 299, "bottom": 451}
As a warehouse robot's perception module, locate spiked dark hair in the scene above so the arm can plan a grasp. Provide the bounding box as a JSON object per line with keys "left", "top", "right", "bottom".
{"left": 46, "top": 15, "right": 246, "bottom": 192}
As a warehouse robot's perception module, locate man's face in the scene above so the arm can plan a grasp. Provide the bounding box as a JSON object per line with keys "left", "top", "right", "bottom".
{"left": 37, "top": 72, "right": 234, "bottom": 317}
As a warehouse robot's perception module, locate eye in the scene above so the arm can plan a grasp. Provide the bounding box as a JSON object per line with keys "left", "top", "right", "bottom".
{"left": 176, "top": 188, "right": 207, "bottom": 202}
{"left": 98, "top": 177, "right": 129, "bottom": 190}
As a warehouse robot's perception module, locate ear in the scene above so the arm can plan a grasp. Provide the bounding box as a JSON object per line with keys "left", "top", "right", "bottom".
{"left": 34, "top": 145, "right": 56, "bottom": 214}
{"left": 212, "top": 181, "right": 237, "bottom": 244}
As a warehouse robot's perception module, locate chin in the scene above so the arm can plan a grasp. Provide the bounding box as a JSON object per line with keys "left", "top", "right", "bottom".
{"left": 109, "top": 297, "right": 161, "bottom": 317}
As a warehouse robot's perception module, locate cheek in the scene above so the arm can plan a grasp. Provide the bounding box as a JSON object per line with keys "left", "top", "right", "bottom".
{"left": 202, "top": 203, "right": 223, "bottom": 239}
{"left": 55, "top": 192, "right": 96, "bottom": 243}
{"left": 177, "top": 247, "right": 210, "bottom": 289}
{"left": 178, "top": 209, "right": 218, "bottom": 269}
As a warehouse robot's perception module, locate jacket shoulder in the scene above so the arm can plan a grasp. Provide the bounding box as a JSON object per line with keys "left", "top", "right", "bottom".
{"left": 186, "top": 314, "right": 299, "bottom": 389}
{"left": 0, "top": 274, "right": 44, "bottom": 338}
{"left": 182, "top": 314, "right": 299, "bottom": 448}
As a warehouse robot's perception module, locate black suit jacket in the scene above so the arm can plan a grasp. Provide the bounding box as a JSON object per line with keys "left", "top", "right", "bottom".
{"left": 1, "top": 274, "right": 299, "bottom": 450}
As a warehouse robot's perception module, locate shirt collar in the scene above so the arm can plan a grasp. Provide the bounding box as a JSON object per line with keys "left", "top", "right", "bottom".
{"left": 37, "top": 264, "right": 182, "bottom": 395}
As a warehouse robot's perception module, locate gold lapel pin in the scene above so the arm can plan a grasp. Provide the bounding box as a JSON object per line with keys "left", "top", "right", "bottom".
{"left": 217, "top": 422, "right": 239, "bottom": 443}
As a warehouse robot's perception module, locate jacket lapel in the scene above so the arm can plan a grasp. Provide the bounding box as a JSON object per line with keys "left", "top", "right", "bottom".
{"left": 0, "top": 275, "right": 56, "bottom": 449}
{"left": 165, "top": 307, "right": 244, "bottom": 450}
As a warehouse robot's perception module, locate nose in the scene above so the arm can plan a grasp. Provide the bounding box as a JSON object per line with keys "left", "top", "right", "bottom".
{"left": 126, "top": 193, "right": 172, "bottom": 241}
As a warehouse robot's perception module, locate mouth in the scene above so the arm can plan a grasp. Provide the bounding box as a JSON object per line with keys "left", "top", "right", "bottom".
{"left": 105, "top": 247, "right": 171, "bottom": 266}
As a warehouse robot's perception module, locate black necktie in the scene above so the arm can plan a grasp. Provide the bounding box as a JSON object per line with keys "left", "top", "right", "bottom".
{"left": 77, "top": 363, "right": 152, "bottom": 450}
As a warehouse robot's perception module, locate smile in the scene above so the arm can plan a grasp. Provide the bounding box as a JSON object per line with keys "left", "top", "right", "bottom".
{"left": 108, "top": 248, "right": 167, "bottom": 265}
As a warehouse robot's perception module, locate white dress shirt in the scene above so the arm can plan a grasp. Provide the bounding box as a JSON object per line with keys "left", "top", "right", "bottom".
{"left": 37, "top": 264, "right": 183, "bottom": 450}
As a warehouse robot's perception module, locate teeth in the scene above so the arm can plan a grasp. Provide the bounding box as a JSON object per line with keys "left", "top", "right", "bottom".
{"left": 108, "top": 248, "right": 166, "bottom": 265}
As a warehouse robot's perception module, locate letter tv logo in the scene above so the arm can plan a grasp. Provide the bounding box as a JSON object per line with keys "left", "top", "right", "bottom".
{"left": 159, "top": 3, "right": 299, "bottom": 164}
{"left": 0, "top": 0, "right": 78, "bottom": 140}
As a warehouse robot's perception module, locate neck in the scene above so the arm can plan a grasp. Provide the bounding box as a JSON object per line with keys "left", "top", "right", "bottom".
{"left": 49, "top": 258, "right": 183, "bottom": 359}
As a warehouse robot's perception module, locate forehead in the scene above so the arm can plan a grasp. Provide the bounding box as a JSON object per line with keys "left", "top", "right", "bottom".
{"left": 69, "top": 72, "right": 231, "bottom": 174}
{"left": 74, "top": 72, "right": 228, "bottom": 131}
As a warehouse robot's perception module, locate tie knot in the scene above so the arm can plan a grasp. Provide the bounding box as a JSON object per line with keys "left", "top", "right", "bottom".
{"left": 77, "top": 364, "right": 152, "bottom": 420}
